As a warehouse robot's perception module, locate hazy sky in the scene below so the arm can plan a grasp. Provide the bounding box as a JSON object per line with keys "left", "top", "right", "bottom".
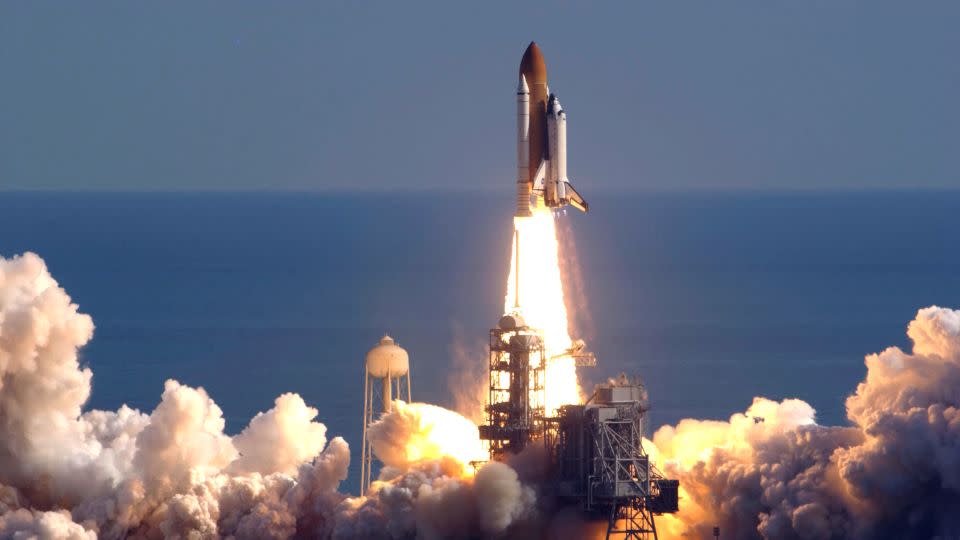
{"left": 2, "top": 2, "right": 957, "bottom": 191}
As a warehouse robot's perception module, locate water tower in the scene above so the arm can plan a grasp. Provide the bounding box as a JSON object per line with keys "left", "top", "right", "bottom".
{"left": 360, "top": 335, "right": 412, "bottom": 495}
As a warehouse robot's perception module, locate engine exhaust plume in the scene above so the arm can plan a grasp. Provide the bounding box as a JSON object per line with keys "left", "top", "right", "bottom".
{"left": 505, "top": 209, "right": 582, "bottom": 415}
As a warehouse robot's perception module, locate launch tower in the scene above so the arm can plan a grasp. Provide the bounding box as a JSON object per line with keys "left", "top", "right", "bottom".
{"left": 555, "top": 376, "right": 679, "bottom": 539}
{"left": 478, "top": 313, "right": 549, "bottom": 460}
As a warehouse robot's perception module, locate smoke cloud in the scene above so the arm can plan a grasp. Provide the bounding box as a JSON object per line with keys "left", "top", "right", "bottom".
{"left": 2, "top": 251, "right": 959, "bottom": 538}
{"left": 653, "top": 306, "right": 960, "bottom": 539}
{"left": 0, "top": 252, "right": 537, "bottom": 539}
{"left": 367, "top": 400, "right": 487, "bottom": 473}
{"left": 447, "top": 323, "right": 488, "bottom": 425}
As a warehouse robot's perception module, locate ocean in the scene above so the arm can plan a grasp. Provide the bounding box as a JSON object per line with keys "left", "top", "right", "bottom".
{"left": 2, "top": 190, "right": 956, "bottom": 487}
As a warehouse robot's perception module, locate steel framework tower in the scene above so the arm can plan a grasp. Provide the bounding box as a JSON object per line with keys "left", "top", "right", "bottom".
{"left": 478, "top": 313, "right": 548, "bottom": 459}
{"left": 555, "top": 377, "right": 679, "bottom": 540}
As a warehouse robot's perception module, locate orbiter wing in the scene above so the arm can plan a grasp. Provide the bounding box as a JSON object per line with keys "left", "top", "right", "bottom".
{"left": 563, "top": 180, "right": 588, "bottom": 212}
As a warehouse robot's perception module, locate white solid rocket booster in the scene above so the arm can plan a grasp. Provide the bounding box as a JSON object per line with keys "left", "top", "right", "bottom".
{"left": 555, "top": 98, "right": 568, "bottom": 201}
{"left": 516, "top": 76, "right": 531, "bottom": 217}
{"left": 545, "top": 95, "right": 561, "bottom": 205}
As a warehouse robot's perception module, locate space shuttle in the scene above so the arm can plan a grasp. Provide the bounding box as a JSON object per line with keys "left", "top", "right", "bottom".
{"left": 516, "top": 42, "right": 588, "bottom": 217}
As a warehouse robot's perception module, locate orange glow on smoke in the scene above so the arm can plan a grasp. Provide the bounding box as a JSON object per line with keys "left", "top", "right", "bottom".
{"left": 394, "top": 402, "right": 487, "bottom": 475}
{"left": 504, "top": 208, "right": 582, "bottom": 415}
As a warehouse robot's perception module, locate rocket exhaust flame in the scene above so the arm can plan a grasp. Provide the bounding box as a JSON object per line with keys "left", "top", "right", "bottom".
{"left": 504, "top": 208, "right": 582, "bottom": 416}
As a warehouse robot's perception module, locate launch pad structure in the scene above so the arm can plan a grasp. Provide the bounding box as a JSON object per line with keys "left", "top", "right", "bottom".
{"left": 478, "top": 313, "right": 549, "bottom": 458}
{"left": 478, "top": 314, "right": 679, "bottom": 540}
{"left": 554, "top": 385, "right": 680, "bottom": 540}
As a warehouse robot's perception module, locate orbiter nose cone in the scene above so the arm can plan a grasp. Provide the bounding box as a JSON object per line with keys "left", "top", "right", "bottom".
{"left": 519, "top": 42, "right": 547, "bottom": 83}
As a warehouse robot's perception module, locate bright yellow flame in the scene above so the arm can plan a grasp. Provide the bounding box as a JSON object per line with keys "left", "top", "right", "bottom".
{"left": 504, "top": 207, "right": 581, "bottom": 415}
{"left": 373, "top": 401, "right": 487, "bottom": 478}
{"left": 643, "top": 398, "right": 821, "bottom": 538}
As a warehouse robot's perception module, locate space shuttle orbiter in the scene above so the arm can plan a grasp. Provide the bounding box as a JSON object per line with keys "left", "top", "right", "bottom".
{"left": 516, "top": 42, "right": 588, "bottom": 217}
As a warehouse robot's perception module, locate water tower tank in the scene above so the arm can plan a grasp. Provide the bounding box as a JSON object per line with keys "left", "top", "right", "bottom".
{"left": 360, "top": 334, "right": 412, "bottom": 496}
{"left": 365, "top": 335, "right": 409, "bottom": 378}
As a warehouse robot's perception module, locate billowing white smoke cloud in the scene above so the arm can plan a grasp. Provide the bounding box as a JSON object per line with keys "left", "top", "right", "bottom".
{"left": 653, "top": 306, "right": 960, "bottom": 540}
{"left": 332, "top": 458, "right": 535, "bottom": 540}
{"left": 0, "top": 253, "right": 537, "bottom": 539}
{"left": 343, "top": 402, "right": 536, "bottom": 539}
{"left": 0, "top": 252, "right": 106, "bottom": 506}
{"left": 0, "top": 253, "right": 356, "bottom": 538}
{"left": 229, "top": 393, "right": 330, "bottom": 477}
{"left": 0, "top": 509, "right": 96, "bottom": 540}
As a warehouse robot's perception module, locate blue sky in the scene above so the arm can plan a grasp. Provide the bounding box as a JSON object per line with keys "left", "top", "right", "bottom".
{"left": 1, "top": 2, "right": 957, "bottom": 191}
